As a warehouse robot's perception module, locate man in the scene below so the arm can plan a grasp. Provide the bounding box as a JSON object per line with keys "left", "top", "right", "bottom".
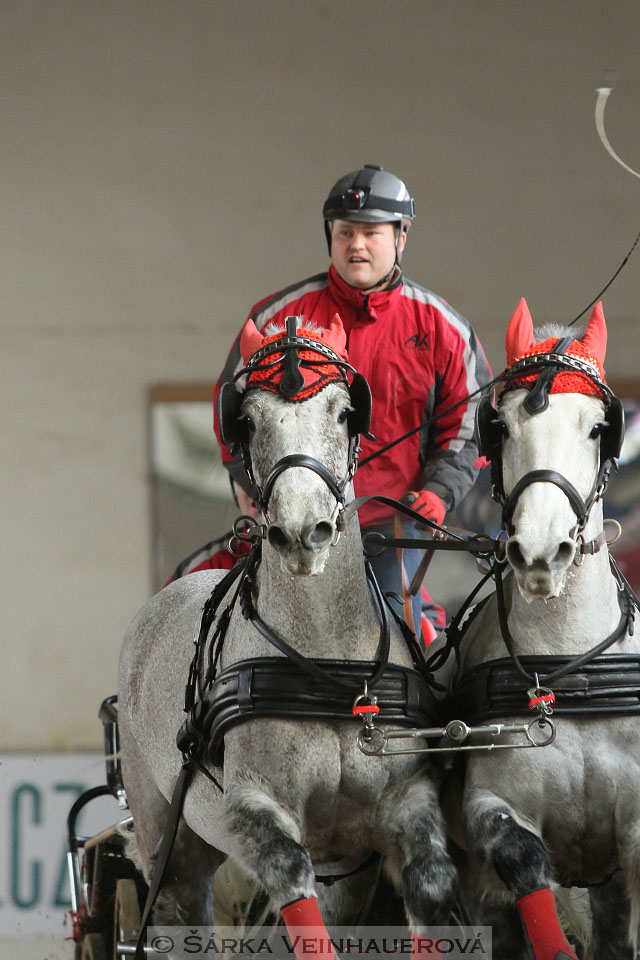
{"left": 213, "top": 164, "right": 491, "bottom": 638}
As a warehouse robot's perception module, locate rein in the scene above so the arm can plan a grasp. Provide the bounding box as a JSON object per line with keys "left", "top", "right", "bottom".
{"left": 237, "top": 548, "right": 397, "bottom": 692}
{"left": 494, "top": 556, "right": 637, "bottom": 688}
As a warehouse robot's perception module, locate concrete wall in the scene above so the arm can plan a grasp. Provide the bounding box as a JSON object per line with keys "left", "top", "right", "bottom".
{"left": 3, "top": 0, "right": 640, "bottom": 749}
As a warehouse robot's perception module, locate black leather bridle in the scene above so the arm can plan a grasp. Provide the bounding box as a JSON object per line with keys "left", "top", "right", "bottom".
{"left": 476, "top": 349, "right": 624, "bottom": 543}
{"left": 217, "top": 316, "right": 374, "bottom": 523}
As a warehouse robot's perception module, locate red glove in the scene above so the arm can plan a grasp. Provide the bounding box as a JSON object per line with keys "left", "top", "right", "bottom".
{"left": 406, "top": 489, "right": 446, "bottom": 526}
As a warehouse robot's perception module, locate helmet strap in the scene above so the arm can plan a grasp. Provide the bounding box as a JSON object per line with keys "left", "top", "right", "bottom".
{"left": 324, "top": 219, "right": 333, "bottom": 256}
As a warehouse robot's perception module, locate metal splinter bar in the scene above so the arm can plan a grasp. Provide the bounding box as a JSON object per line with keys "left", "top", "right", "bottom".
{"left": 357, "top": 717, "right": 556, "bottom": 756}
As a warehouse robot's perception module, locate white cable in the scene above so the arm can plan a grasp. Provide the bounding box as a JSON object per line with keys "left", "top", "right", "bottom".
{"left": 595, "top": 70, "right": 640, "bottom": 180}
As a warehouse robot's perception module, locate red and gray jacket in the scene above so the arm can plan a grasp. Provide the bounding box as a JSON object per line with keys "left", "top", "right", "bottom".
{"left": 214, "top": 265, "right": 492, "bottom": 527}
{"left": 165, "top": 534, "right": 250, "bottom": 585}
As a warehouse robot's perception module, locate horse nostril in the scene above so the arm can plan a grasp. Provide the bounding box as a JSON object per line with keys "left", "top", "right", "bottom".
{"left": 302, "top": 520, "right": 335, "bottom": 551}
{"left": 554, "top": 540, "right": 575, "bottom": 566}
{"left": 506, "top": 539, "right": 527, "bottom": 570}
{"left": 268, "top": 524, "right": 294, "bottom": 552}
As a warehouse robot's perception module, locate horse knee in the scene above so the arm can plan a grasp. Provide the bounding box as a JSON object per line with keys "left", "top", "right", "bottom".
{"left": 402, "top": 850, "right": 457, "bottom": 928}
{"left": 256, "top": 828, "right": 315, "bottom": 906}
{"left": 490, "top": 818, "right": 551, "bottom": 898}
{"left": 224, "top": 780, "right": 315, "bottom": 906}
{"left": 381, "top": 774, "right": 456, "bottom": 927}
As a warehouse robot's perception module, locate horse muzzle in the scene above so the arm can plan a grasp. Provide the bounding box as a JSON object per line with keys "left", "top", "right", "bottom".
{"left": 506, "top": 533, "right": 577, "bottom": 601}
{"left": 267, "top": 518, "right": 337, "bottom": 575}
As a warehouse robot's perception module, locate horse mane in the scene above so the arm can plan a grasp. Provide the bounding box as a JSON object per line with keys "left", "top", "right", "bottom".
{"left": 262, "top": 318, "right": 323, "bottom": 338}
{"left": 534, "top": 322, "right": 584, "bottom": 343}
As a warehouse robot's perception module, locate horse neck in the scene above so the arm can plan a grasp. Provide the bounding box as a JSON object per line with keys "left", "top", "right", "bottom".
{"left": 508, "top": 500, "right": 622, "bottom": 650}
{"left": 256, "top": 514, "right": 380, "bottom": 656}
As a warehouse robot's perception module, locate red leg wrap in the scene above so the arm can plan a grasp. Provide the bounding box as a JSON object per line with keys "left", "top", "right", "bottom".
{"left": 516, "top": 888, "right": 578, "bottom": 960}
{"left": 280, "top": 896, "right": 336, "bottom": 960}
{"left": 412, "top": 931, "right": 444, "bottom": 956}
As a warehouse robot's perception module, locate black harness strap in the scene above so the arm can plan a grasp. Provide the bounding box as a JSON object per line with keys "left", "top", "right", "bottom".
{"left": 179, "top": 657, "right": 439, "bottom": 767}
{"left": 501, "top": 469, "right": 588, "bottom": 532}
{"left": 135, "top": 759, "right": 194, "bottom": 959}
{"left": 238, "top": 561, "right": 394, "bottom": 692}
{"left": 493, "top": 558, "right": 636, "bottom": 687}
{"left": 521, "top": 334, "right": 574, "bottom": 415}
{"left": 184, "top": 554, "right": 256, "bottom": 714}
{"left": 315, "top": 850, "right": 381, "bottom": 886}
{"left": 260, "top": 454, "right": 348, "bottom": 511}
{"left": 444, "top": 653, "right": 640, "bottom": 725}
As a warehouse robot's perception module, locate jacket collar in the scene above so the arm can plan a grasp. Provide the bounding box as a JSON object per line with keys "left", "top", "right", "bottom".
{"left": 328, "top": 264, "right": 402, "bottom": 318}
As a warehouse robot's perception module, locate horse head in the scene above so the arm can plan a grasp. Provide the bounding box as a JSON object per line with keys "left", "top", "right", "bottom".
{"left": 219, "top": 314, "right": 371, "bottom": 576}
{"left": 481, "top": 299, "right": 622, "bottom": 602}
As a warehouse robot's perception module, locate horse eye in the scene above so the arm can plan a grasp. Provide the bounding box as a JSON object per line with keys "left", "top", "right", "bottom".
{"left": 241, "top": 415, "right": 255, "bottom": 432}
{"left": 498, "top": 421, "right": 509, "bottom": 439}
{"left": 337, "top": 408, "right": 350, "bottom": 425}
{"left": 589, "top": 423, "right": 604, "bottom": 440}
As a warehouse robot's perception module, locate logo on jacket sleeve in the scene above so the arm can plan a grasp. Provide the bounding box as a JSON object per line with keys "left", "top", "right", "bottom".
{"left": 404, "top": 333, "right": 429, "bottom": 350}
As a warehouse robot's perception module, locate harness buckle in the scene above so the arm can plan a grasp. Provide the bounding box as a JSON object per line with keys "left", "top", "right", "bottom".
{"left": 527, "top": 674, "right": 556, "bottom": 716}
{"left": 232, "top": 516, "right": 266, "bottom": 543}
{"left": 494, "top": 532, "right": 508, "bottom": 565}
{"left": 352, "top": 683, "right": 381, "bottom": 744}
{"left": 573, "top": 532, "right": 586, "bottom": 567}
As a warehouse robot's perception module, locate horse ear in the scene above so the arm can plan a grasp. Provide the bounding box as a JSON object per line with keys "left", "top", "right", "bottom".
{"left": 322, "top": 313, "right": 348, "bottom": 360}
{"left": 505, "top": 298, "right": 536, "bottom": 366}
{"left": 240, "top": 319, "right": 265, "bottom": 364}
{"left": 580, "top": 301, "right": 607, "bottom": 368}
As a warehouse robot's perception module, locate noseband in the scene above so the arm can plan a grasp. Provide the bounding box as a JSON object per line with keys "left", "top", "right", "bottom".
{"left": 501, "top": 469, "right": 593, "bottom": 536}
{"left": 258, "top": 453, "right": 352, "bottom": 525}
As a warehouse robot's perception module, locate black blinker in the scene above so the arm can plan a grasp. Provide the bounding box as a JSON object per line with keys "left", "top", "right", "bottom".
{"left": 475, "top": 394, "right": 503, "bottom": 459}
{"left": 348, "top": 373, "right": 374, "bottom": 439}
{"left": 601, "top": 396, "right": 625, "bottom": 463}
{"left": 218, "top": 381, "right": 246, "bottom": 448}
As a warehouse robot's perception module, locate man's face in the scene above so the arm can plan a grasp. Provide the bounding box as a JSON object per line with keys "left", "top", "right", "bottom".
{"left": 237, "top": 486, "right": 259, "bottom": 518}
{"left": 330, "top": 220, "right": 405, "bottom": 289}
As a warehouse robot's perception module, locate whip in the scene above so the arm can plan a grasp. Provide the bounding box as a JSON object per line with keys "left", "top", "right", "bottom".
{"left": 570, "top": 71, "right": 640, "bottom": 325}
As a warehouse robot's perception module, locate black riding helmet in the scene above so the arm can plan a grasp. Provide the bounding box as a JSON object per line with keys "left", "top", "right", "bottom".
{"left": 322, "top": 164, "right": 416, "bottom": 255}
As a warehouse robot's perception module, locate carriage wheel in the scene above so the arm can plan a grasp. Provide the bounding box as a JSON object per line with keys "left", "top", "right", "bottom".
{"left": 78, "top": 933, "right": 108, "bottom": 960}
{"left": 113, "top": 877, "right": 142, "bottom": 956}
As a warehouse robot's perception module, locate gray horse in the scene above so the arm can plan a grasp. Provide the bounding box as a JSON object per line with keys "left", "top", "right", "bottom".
{"left": 118, "top": 317, "right": 456, "bottom": 951}
{"left": 450, "top": 300, "right": 639, "bottom": 959}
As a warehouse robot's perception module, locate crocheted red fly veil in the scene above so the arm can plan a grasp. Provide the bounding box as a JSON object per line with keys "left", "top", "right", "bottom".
{"left": 239, "top": 313, "right": 351, "bottom": 400}
{"left": 504, "top": 298, "right": 609, "bottom": 398}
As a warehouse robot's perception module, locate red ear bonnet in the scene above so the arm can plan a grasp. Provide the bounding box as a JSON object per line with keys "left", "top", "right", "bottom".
{"left": 505, "top": 298, "right": 536, "bottom": 367}
{"left": 240, "top": 313, "right": 351, "bottom": 401}
{"left": 240, "top": 319, "right": 265, "bottom": 365}
{"left": 503, "top": 299, "right": 607, "bottom": 398}
{"left": 320, "top": 313, "right": 348, "bottom": 361}
{"left": 580, "top": 302, "right": 607, "bottom": 373}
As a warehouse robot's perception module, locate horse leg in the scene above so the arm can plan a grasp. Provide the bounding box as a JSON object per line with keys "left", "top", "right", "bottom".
{"left": 223, "top": 777, "right": 335, "bottom": 960}
{"left": 120, "top": 720, "right": 224, "bottom": 924}
{"left": 453, "top": 847, "right": 531, "bottom": 959}
{"left": 589, "top": 871, "right": 634, "bottom": 959}
{"left": 379, "top": 772, "right": 457, "bottom": 934}
{"left": 464, "top": 795, "right": 578, "bottom": 960}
